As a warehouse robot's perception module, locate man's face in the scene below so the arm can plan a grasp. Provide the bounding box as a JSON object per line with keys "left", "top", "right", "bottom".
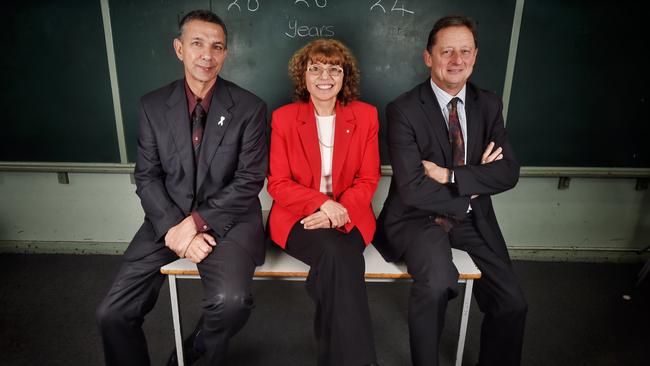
{"left": 424, "top": 25, "right": 477, "bottom": 95}
{"left": 173, "top": 20, "right": 228, "bottom": 85}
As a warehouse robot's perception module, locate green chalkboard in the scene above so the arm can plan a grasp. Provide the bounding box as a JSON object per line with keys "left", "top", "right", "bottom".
{"left": 110, "top": 0, "right": 516, "bottom": 163}
{"left": 6, "top": 0, "right": 646, "bottom": 168}
{"left": 507, "top": 0, "right": 649, "bottom": 167}
{"left": 1, "top": 0, "right": 120, "bottom": 162}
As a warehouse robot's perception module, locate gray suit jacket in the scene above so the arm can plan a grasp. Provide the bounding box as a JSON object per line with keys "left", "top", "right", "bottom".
{"left": 124, "top": 77, "right": 268, "bottom": 265}
{"left": 374, "top": 80, "right": 520, "bottom": 262}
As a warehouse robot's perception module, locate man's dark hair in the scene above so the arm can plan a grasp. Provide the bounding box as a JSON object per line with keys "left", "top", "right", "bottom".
{"left": 178, "top": 10, "right": 228, "bottom": 48}
{"left": 426, "top": 15, "right": 478, "bottom": 52}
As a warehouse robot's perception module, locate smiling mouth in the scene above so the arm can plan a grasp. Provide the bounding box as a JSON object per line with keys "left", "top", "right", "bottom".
{"left": 316, "top": 84, "right": 334, "bottom": 90}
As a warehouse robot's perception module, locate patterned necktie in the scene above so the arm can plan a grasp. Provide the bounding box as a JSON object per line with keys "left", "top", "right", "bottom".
{"left": 191, "top": 102, "right": 206, "bottom": 164}
{"left": 448, "top": 97, "right": 465, "bottom": 167}
{"left": 435, "top": 97, "right": 465, "bottom": 232}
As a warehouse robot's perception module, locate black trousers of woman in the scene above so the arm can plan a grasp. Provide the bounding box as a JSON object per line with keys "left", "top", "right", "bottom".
{"left": 284, "top": 223, "right": 377, "bottom": 366}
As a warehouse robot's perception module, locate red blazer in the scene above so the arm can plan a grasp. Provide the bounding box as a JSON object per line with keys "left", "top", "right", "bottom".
{"left": 267, "top": 100, "right": 381, "bottom": 248}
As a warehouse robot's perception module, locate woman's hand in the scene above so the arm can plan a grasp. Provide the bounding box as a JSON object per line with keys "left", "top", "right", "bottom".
{"left": 301, "top": 211, "right": 331, "bottom": 230}
{"left": 319, "top": 199, "right": 350, "bottom": 228}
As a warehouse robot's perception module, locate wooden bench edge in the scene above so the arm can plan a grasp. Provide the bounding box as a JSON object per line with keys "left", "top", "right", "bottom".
{"left": 160, "top": 269, "right": 481, "bottom": 280}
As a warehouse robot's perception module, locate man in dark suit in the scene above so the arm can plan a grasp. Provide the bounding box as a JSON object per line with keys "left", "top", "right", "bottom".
{"left": 374, "top": 15, "right": 527, "bottom": 366}
{"left": 96, "top": 10, "right": 267, "bottom": 366}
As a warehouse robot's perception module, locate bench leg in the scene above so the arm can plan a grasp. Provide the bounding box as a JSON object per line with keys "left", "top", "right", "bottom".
{"left": 169, "top": 274, "right": 185, "bottom": 366}
{"left": 455, "top": 279, "right": 474, "bottom": 366}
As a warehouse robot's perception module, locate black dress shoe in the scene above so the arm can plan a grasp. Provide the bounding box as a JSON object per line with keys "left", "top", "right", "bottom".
{"left": 166, "top": 327, "right": 205, "bottom": 366}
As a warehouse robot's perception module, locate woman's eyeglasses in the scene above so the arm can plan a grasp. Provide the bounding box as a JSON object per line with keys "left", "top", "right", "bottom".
{"left": 306, "top": 64, "right": 344, "bottom": 77}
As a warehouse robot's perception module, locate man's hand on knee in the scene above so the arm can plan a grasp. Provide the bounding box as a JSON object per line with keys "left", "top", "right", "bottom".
{"left": 183, "top": 233, "right": 217, "bottom": 263}
{"left": 165, "top": 216, "right": 199, "bottom": 257}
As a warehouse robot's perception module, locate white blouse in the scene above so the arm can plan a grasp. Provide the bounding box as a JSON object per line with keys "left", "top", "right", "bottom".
{"left": 315, "top": 114, "right": 335, "bottom": 195}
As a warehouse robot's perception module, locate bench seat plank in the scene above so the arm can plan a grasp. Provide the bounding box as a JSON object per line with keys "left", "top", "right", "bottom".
{"left": 161, "top": 246, "right": 481, "bottom": 280}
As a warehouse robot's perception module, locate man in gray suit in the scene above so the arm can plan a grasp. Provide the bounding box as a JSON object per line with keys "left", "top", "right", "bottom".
{"left": 96, "top": 10, "right": 267, "bottom": 366}
{"left": 374, "top": 15, "right": 527, "bottom": 366}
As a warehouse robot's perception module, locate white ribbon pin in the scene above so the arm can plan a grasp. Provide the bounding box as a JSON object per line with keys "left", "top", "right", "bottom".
{"left": 218, "top": 116, "right": 225, "bottom": 126}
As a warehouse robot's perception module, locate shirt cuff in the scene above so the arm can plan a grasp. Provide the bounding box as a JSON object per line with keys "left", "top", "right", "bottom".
{"left": 191, "top": 211, "right": 210, "bottom": 233}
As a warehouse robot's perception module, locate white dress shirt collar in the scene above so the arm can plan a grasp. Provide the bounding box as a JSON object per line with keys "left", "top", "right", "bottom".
{"left": 430, "top": 79, "right": 466, "bottom": 110}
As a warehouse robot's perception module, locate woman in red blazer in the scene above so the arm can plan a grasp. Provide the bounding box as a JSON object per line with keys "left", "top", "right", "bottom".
{"left": 267, "top": 39, "right": 380, "bottom": 366}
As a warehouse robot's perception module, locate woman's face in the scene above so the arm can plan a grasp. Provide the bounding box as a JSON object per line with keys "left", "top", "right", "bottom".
{"left": 305, "top": 61, "right": 344, "bottom": 107}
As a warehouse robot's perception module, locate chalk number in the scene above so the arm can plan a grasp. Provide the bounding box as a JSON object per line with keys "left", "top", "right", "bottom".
{"left": 370, "top": 0, "right": 414, "bottom": 15}
{"left": 228, "top": 0, "right": 260, "bottom": 12}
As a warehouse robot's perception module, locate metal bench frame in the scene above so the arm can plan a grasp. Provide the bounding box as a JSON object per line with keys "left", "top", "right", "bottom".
{"left": 161, "top": 246, "right": 481, "bottom": 366}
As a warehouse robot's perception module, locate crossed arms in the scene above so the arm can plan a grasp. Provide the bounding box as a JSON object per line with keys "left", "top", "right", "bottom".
{"left": 387, "top": 97, "right": 519, "bottom": 219}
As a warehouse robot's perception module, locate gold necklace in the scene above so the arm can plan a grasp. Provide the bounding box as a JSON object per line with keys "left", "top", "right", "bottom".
{"left": 318, "top": 138, "right": 334, "bottom": 148}
{"left": 316, "top": 114, "right": 335, "bottom": 148}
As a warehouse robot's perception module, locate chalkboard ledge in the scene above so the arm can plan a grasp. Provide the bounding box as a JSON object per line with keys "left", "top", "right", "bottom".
{"left": 379, "top": 166, "right": 649, "bottom": 178}
{"left": 0, "top": 162, "right": 648, "bottom": 178}
{"left": 0, "top": 162, "right": 134, "bottom": 174}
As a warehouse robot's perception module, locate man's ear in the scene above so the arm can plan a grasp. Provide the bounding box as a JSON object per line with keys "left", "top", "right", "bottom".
{"left": 173, "top": 38, "right": 183, "bottom": 61}
{"left": 423, "top": 49, "right": 432, "bottom": 68}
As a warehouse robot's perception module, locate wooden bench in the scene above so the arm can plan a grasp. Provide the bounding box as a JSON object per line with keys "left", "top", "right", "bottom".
{"left": 161, "top": 245, "right": 481, "bottom": 366}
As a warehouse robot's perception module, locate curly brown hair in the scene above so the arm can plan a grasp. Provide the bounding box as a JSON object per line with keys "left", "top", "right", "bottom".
{"left": 288, "top": 39, "right": 360, "bottom": 106}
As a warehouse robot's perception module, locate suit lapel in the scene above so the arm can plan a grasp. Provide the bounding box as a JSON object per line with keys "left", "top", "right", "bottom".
{"left": 332, "top": 102, "right": 355, "bottom": 193}
{"left": 197, "top": 77, "right": 234, "bottom": 188}
{"left": 418, "top": 81, "right": 452, "bottom": 166}
{"left": 465, "top": 84, "right": 481, "bottom": 165}
{"left": 297, "top": 102, "right": 322, "bottom": 191}
{"left": 165, "top": 80, "right": 195, "bottom": 182}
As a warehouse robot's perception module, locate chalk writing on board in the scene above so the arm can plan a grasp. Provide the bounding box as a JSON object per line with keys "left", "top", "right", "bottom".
{"left": 370, "top": 0, "right": 415, "bottom": 15}
{"left": 295, "top": 0, "right": 328, "bottom": 8}
{"left": 228, "top": 0, "right": 260, "bottom": 12}
{"left": 285, "top": 19, "right": 335, "bottom": 38}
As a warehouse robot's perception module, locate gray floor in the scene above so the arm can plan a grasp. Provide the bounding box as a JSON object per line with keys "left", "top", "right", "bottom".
{"left": 0, "top": 254, "right": 648, "bottom": 366}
